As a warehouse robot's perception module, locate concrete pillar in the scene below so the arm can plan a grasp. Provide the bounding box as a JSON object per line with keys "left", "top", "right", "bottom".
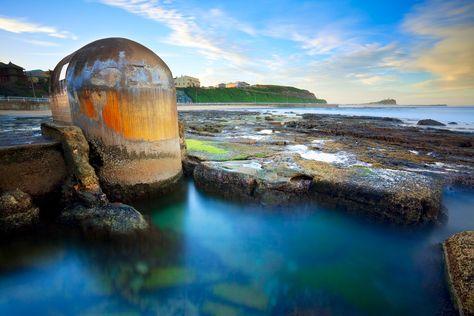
{"left": 50, "top": 38, "right": 182, "bottom": 199}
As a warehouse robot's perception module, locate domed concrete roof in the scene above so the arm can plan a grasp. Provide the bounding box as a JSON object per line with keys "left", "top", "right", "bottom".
{"left": 49, "top": 38, "right": 181, "bottom": 198}
{"left": 52, "top": 37, "right": 173, "bottom": 93}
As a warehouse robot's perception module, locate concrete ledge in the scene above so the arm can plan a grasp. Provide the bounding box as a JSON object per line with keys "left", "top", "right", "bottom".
{"left": 0, "top": 100, "right": 50, "bottom": 111}
{"left": 0, "top": 142, "right": 67, "bottom": 198}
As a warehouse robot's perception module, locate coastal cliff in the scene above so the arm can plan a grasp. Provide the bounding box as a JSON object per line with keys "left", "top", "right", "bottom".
{"left": 178, "top": 85, "right": 327, "bottom": 104}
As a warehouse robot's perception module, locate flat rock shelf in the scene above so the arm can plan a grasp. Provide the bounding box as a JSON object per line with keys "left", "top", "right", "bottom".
{"left": 180, "top": 110, "right": 473, "bottom": 225}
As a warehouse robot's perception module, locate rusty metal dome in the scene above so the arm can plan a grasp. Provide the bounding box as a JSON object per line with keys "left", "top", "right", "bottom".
{"left": 50, "top": 38, "right": 181, "bottom": 199}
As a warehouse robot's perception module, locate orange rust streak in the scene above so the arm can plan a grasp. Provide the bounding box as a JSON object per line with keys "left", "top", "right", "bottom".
{"left": 102, "top": 89, "right": 178, "bottom": 141}
{"left": 102, "top": 90, "right": 121, "bottom": 136}
{"left": 78, "top": 90, "right": 98, "bottom": 120}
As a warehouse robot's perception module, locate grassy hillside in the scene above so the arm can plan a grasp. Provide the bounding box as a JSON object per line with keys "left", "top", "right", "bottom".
{"left": 178, "top": 85, "right": 326, "bottom": 103}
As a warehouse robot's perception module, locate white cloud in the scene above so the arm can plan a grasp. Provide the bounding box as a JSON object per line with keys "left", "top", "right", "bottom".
{"left": 99, "top": 0, "right": 473, "bottom": 104}
{"left": 206, "top": 8, "right": 257, "bottom": 36}
{"left": 100, "top": 0, "right": 250, "bottom": 67}
{"left": 402, "top": 0, "right": 474, "bottom": 91}
{"left": 22, "top": 39, "right": 59, "bottom": 47}
{"left": 0, "top": 16, "right": 77, "bottom": 40}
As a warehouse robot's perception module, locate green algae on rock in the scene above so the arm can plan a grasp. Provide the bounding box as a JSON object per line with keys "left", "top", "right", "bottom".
{"left": 186, "top": 139, "right": 228, "bottom": 155}
{"left": 211, "top": 282, "right": 269, "bottom": 311}
{"left": 142, "top": 267, "right": 195, "bottom": 290}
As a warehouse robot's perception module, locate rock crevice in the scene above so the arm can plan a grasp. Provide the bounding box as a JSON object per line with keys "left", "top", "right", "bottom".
{"left": 41, "top": 122, "right": 148, "bottom": 234}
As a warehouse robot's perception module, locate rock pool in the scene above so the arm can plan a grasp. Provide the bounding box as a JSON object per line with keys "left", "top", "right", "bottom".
{"left": 0, "top": 180, "right": 472, "bottom": 315}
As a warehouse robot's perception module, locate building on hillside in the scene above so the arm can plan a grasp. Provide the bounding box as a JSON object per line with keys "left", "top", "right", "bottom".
{"left": 216, "top": 83, "right": 226, "bottom": 88}
{"left": 225, "top": 81, "right": 250, "bottom": 88}
{"left": 174, "top": 75, "right": 200, "bottom": 88}
{"left": 26, "top": 70, "right": 50, "bottom": 84}
{"left": 0, "top": 62, "right": 27, "bottom": 84}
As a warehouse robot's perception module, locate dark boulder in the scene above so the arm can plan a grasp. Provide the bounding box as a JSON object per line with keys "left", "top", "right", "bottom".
{"left": 0, "top": 189, "right": 39, "bottom": 233}
{"left": 417, "top": 119, "right": 446, "bottom": 126}
{"left": 60, "top": 203, "right": 148, "bottom": 235}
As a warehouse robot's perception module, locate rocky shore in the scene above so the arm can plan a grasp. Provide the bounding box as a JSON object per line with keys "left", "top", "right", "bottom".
{"left": 180, "top": 110, "right": 473, "bottom": 224}
{"left": 0, "top": 109, "right": 472, "bottom": 314}
{"left": 443, "top": 231, "right": 474, "bottom": 315}
{"left": 0, "top": 122, "right": 148, "bottom": 236}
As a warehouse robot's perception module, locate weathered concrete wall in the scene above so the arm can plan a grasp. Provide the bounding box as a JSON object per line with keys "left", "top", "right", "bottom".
{"left": 50, "top": 54, "right": 73, "bottom": 123}
{"left": 50, "top": 38, "right": 182, "bottom": 200}
{"left": 0, "top": 100, "right": 50, "bottom": 111}
{"left": 0, "top": 143, "right": 67, "bottom": 199}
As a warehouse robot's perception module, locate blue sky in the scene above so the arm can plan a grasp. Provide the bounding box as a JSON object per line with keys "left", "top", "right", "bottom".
{"left": 0, "top": 0, "right": 473, "bottom": 104}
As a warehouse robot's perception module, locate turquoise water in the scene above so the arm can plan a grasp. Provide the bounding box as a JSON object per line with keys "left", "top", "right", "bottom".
{"left": 0, "top": 181, "right": 473, "bottom": 315}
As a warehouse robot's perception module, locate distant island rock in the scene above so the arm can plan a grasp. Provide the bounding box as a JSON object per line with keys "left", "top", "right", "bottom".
{"left": 363, "top": 98, "right": 397, "bottom": 105}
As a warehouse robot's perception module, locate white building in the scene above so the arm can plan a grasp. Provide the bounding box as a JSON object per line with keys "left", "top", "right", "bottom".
{"left": 174, "top": 75, "right": 200, "bottom": 88}
{"left": 225, "top": 81, "right": 250, "bottom": 88}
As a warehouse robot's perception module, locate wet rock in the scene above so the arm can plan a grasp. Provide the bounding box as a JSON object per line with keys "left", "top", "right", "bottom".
{"left": 178, "top": 120, "right": 187, "bottom": 158}
{"left": 41, "top": 122, "right": 105, "bottom": 205}
{"left": 188, "top": 123, "right": 223, "bottom": 134}
{"left": 60, "top": 203, "right": 148, "bottom": 235}
{"left": 0, "top": 142, "right": 67, "bottom": 202}
{"left": 304, "top": 161, "right": 442, "bottom": 224}
{"left": 180, "top": 110, "right": 472, "bottom": 221}
{"left": 443, "top": 231, "right": 474, "bottom": 316}
{"left": 0, "top": 189, "right": 39, "bottom": 233}
{"left": 417, "top": 119, "right": 446, "bottom": 126}
{"left": 42, "top": 122, "right": 149, "bottom": 234}
{"left": 193, "top": 159, "right": 442, "bottom": 224}
{"left": 448, "top": 122, "right": 458, "bottom": 125}
{"left": 182, "top": 155, "right": 201, "bottom": 177}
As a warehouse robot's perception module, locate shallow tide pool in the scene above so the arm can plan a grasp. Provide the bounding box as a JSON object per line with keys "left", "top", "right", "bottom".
{"left": 0, "top": 181, "right": 473, "bottom": 315}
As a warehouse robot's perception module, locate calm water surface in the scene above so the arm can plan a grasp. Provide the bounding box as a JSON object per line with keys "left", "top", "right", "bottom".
{"left": 261, "top": 106, "right": 474, "bottom": 132}
{"left": 0, "top": 181, "right": 473, "bottom": 315}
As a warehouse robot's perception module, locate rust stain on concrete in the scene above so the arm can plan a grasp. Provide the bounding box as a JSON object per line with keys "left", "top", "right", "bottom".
{"left": 78, "top": 90, "right": 98, "bottom": 120}
{"left": 50, "top": 38, "right": 182, "bottom": 195}
{"left": 102, "top": 89, "right": 178, "bottom": 141}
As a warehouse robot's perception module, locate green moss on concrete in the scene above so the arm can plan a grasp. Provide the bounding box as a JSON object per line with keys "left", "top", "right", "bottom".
{"left": 186, "top": 139, "right": 228, "bottom": 155}
{"left": 186, "top": 139, "right": 271, "bottom": 162}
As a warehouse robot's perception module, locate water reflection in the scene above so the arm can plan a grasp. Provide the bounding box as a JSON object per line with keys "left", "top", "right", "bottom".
{"left": 1, "top": 181, "right": 472, "bottom": 315}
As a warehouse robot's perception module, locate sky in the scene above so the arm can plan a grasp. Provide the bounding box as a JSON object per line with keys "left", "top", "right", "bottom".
{"left": 0, "top": 0, "right": 473, "bottom": 105}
